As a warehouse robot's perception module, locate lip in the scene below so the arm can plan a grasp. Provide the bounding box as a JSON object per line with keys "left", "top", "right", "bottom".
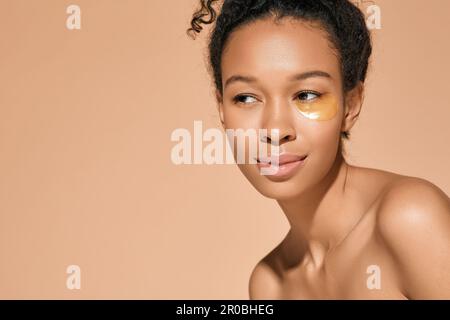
{"left": 256, "top": 152, "right": 308, "bottom": 180}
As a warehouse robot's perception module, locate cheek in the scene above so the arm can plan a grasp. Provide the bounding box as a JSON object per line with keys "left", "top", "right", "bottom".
{"left": 222, "top": 108, "right": 260, "bottom": 162}
{"left": 295, "top": 94, "right": 343, "bottom": 148}
{"left": 301, "top": 119, "right": 342, "bottom": 151}
{"left": 222, "top": 103, "right": 260, "bottom": 130}
{"left": 307, "top": 124, "right": 341, "bottom": 173}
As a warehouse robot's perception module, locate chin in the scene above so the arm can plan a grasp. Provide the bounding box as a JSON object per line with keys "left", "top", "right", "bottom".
{"left": 237, "top": 164, "right": 310, "bottom": 201}
{"left": 258, "top": 180, "right": 310, "bottom": 200}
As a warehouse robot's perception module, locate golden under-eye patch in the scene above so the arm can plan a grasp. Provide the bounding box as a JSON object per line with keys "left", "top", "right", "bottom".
{"left": 294, "top": 93, "right": 338, "bottom": 121}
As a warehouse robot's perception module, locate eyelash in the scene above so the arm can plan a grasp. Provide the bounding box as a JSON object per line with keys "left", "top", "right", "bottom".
{"left": 232, "top": 90, "right": 322, "bottom": 105}
{"left": 232, "top": 94, "right": 257, "bottom": 105}
{"left": 295, "top": 90, "right": 322, "bottom": 103}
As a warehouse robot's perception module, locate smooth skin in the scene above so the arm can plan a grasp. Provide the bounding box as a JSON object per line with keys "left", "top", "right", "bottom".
{"left": 215, "top": 17, "right": 450, "bottom": 299}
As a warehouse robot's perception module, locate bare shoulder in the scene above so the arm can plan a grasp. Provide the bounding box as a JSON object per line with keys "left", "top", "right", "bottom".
{"left": 374, "top": 176, "right": 450, "bottom": 299}
{"left": 376, "top": 176, "right": 450, "bottom": 234}
{"left": 248, "top": 246, "right": 282, "bottom": 300}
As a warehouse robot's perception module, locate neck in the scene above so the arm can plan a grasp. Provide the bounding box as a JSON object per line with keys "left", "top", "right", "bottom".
{"left": 277, "top": 152, "right": 351, "bottom": 269}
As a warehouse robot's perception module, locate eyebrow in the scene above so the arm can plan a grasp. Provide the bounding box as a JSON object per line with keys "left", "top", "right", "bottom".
{"left": 224, "top": 70, "right": 332, "bottom": 88}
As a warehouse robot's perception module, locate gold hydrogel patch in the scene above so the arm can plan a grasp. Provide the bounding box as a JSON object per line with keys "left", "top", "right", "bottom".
{"left": 294, "top": 93, "right": 338, "bottom": 121}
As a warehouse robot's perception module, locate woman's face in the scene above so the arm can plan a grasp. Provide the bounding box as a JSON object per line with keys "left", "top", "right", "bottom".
{"left": 217, "top": 17, "right": 357, "bottom": 200}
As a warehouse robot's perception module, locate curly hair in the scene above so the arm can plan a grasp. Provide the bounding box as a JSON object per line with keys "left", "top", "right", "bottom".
{"left": 187, "top": 0, "right": 373, "bottom": 141}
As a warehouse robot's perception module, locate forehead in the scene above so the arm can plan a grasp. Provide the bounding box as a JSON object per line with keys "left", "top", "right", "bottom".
{"left": 221, "top": 17, "right": 341, "bottom": 85}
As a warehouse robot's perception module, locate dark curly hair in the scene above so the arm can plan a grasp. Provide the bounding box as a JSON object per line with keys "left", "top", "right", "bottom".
{"left": 187, "top": 0, "right": 373, "bottom": 141}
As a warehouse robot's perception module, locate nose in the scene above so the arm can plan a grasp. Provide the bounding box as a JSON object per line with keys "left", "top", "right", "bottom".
{"left": 260, "top": 98, "right": 297, "bottom": 146}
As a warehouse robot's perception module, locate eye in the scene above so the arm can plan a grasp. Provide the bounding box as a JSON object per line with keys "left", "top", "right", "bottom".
{"left": 232, "top": 94, "right": 258, "bottom": 105}
{"left": 296, "top": 90, "right": 322, "bottom": 103}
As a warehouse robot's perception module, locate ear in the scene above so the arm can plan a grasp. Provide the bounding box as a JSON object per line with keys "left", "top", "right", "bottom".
{"left": 341, "top": 81, "right": 364, "bottom": 134}
{"left": 215, "top": 89, "right": 225, "bottom": 128}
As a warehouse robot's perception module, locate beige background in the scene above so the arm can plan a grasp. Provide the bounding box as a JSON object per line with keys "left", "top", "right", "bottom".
{"left": 0, "top": 0, "right": 449, "bottom": 299}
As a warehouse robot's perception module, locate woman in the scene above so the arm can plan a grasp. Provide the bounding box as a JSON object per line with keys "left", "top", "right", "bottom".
{"left": 187, "top": 0, "right": 450, "bottom": 299}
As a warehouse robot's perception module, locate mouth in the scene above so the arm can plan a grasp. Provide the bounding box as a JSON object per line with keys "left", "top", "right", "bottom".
{"left": 255, "top": 153, "right": 308, "bottom": 180}
{"left": 256, "top": 153, "right": 308, "bottom": 166}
